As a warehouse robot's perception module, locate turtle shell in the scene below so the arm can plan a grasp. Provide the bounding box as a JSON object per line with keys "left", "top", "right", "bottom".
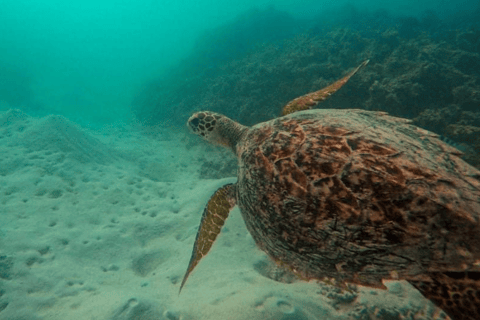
{"left": 235, "top": 108, "right": 480, "bottom": 288}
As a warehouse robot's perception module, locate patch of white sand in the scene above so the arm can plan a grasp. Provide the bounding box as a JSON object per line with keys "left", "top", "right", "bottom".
{"left": 0, "top": 109, "right": 448, "bottom": 320}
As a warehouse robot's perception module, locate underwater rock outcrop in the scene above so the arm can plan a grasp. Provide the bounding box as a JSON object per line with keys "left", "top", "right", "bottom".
{"left": 133, "top": 9, "right": 480, "bottom": 169}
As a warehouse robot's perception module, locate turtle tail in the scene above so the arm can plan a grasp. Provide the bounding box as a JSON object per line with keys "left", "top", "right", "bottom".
{"left": 408, "top": 271, "right": 480, "bottom": 320}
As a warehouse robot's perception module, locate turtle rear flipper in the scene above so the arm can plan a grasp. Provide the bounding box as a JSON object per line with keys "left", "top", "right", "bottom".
{"left": 409, "top": 272, "right": 480, "bottom": 320}
{"left": 179, "top": 183, "right": 237, "bottom": 293}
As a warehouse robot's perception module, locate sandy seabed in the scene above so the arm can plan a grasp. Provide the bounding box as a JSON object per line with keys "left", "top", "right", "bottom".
{"left": 0, "top": 109, "right": 447, "bottom": 320}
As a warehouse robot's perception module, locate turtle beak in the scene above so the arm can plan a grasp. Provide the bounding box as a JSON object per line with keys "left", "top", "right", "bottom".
{"left": 187, "top": 115, "right": 202, "bottom": 136}
{"left": 188, "top": 117, "right": 200, "bottom": 133}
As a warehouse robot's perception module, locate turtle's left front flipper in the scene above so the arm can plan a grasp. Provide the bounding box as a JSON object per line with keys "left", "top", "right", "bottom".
{"left": 408, "top": 271, "right": 480, "bottom": 320}
{"left": 281, "top": 59, "right": 369, "bottom": 116}
{"left": 179, "top": 183, "right": 237, "bottom": 293}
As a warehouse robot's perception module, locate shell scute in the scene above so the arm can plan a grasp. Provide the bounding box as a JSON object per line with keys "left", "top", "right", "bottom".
{"left": 346, "top": 137, "right": 398, "bottom": 156}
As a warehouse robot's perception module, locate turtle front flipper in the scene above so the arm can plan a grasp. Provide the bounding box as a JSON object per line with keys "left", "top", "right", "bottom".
{"left": 281, "top": 59, "right": 369, "bottom": 116}
{"left": 179, "top": 183, "right": 237, "bottom": 293}
{"left": 408, "top": 271, "right": 480, "bottom": 320}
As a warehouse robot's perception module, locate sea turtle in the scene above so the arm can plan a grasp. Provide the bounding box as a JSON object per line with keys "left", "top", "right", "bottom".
{"left": 180, "top": 60, "right": 480, "bottom": 320}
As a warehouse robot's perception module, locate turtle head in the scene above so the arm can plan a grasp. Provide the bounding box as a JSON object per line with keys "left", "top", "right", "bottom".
{"left": 187, "top": 111, "right": 247, "bottom": 153}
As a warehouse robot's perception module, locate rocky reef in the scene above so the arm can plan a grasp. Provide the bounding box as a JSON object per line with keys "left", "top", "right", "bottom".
{"left": 133, "top": 7, "right": 480, "bottom": 169}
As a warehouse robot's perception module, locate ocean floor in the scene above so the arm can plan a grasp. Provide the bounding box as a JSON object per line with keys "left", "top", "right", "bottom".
{"left": 0, "top": 109, "right": 448, "bottom": 320}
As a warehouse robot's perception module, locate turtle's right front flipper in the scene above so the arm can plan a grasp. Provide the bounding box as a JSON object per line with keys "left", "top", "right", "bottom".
{"left": 179, "top": 183, "right": 237, "bottom": 293}
{"left": 281, "top": 59, "right": 369, "bottom": 116}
